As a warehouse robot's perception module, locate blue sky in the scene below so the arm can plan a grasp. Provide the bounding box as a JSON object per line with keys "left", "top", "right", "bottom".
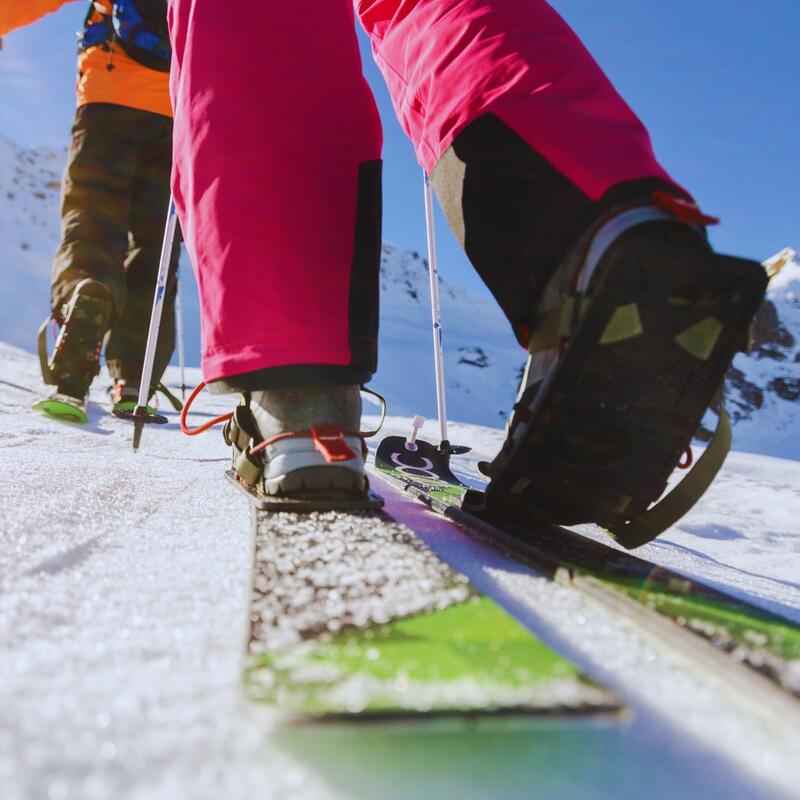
{"left": 0, "top": 0, "right": 797, "bottom": 300}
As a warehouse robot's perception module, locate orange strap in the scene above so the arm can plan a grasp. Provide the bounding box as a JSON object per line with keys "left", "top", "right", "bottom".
{"left": 179, "top": 382, "right": 233, "bottom": 436}
{"left": 250, "top": 425, "right": 363, "bottom": 462}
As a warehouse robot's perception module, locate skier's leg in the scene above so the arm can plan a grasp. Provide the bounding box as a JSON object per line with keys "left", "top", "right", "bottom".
{"left": 48, "top": 104, "right": 142, "bottom": 398}
{"left": 357, "top": 0, "right": 681, "bottom": 330}
{"left": 105, "top": 111, "right": 178, "bottom": 403}
{"left": 169, "top": 0, "right": 382, "bottom": 387}
{"left": 52, "top": 104, "right": 141, "bottom": 319}
{"left": 357, "top": 0, "right": 767, "bottom": 542}
{"left": 168, "top": 0, "right": 383, "bottom": 502}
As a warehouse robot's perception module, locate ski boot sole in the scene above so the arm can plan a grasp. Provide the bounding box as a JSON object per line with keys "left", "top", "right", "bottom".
{"left": 225, "top": 468, "right": 384, "bottom": 512}
{"left": 472, "top": 230, "right": 767, "bottom": 546}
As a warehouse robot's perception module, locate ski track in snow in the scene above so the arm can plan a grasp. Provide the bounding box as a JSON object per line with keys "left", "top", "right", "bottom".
{"left": 1, "top": 341, "right": 799, "bottom": 800}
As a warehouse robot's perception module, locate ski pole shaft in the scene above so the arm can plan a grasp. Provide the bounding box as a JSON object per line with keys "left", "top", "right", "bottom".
{"left": 423, "top": 171, "right": 449, "bottom": 446}
{"left": 133, "top": 197, "right": 178, "bottom": 450}
{"left": 175, "top": 278, "right": 186, "bottom": 401}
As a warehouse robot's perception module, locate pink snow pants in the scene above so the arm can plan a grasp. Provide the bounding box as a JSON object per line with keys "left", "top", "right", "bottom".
{"left": 168, "top": 0, "right": 674, "bottom": 384}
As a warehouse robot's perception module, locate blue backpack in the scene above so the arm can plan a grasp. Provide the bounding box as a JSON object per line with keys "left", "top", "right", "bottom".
{"left": 79, "top": 0, "right": 171, "bottom": 73}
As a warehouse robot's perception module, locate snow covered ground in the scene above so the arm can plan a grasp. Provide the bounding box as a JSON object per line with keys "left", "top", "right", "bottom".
{"left": 2, "top": 131, "right": 800, "bottom": 800}
{"left": 1, "top": 342, "right": 799, "bottom": 800}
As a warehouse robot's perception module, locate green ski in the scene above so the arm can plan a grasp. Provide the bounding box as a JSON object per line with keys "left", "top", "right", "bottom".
{"left": 242, "top": 505, "right": 624, "bottom": 722}
{"left": 374, "top": 435, "right": 800, "bottom": 708}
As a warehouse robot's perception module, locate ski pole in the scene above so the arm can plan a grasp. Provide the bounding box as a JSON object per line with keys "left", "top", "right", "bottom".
{"left": 175, "top": 276, "right": 187, "bottom": 401}
{"left": 422, "top": 172, "right": 470, "bottom": 457}
{"left": 422, "top": 171, "right": 449, "bottom": 448}
{"left": 117, "top": 197, "right": 178, "bottom": 451}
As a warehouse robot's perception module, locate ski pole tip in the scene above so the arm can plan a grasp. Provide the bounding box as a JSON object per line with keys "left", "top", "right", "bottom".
{"left": 132, "top": 422, "right": 143, "bottom": 452}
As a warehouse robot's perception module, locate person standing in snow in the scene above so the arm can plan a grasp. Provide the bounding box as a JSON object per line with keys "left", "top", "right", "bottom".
{"left": 0, "top": 1, "right": 179, "bottom": 420}
{"left": 168, "top": 1, "right": 765, "bottom": 542}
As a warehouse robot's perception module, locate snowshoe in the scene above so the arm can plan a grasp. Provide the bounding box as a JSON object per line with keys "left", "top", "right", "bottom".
{"left": 33, "top": 392, "right": 88, "bottom": 424}
{"left": 110, "top": 381, "right": 157, "bottom": 416}
{"left": 109, "top": 380, "right": 182, "bottom": 416}
{"left": 223, "top": 388, "right": 383, "bottom": 511}
{"left": 469, "top": 195, "right": 768, "bottom": 549}
{"left": 37, "top": 278, "right": 112, "bottom": 397}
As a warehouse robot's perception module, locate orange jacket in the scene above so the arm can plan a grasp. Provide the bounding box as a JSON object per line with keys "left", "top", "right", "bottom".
{"left": 0, "top": 0, "right": 171, "bottom": 118}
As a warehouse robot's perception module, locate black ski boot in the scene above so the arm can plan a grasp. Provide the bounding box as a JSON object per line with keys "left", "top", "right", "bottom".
{"left": 468, "top": 195, "right": 768, "bottom": 548}
{"left": 35, "top": 279, "right": 112, "bottom": 423}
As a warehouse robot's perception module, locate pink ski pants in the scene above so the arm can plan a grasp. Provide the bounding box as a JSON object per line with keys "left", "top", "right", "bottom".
{"left": 168, "top": 0, "right": 674, "bottom": 383}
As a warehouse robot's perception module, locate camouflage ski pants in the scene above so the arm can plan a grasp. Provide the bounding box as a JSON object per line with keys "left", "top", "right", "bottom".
{"left": 51, "top": 102, "right": 179, "bottom": 388}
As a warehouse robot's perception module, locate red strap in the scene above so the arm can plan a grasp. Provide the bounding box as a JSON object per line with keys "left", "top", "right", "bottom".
{"left": 311, "top": 424, "right": 358, "bottom": 463}
{"left": 180, "top": 381, "right": 233, "bottom": 436}
{"left": 652, "top": 191, "right": 720, "bottom": 226}
{"left": 249, "top": 425, "right": 362, "bottom": 459}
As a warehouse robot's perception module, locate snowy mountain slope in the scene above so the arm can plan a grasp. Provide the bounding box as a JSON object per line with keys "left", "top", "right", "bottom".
{"left": 375, "top": 241, "right": 523, "bottom": 425}
{"left": 0, "top": 134, "right": 63, "bottom": 351}
{"left": 722, "top": 251, "right": 800, "bottom": 458}
{"left": 1, "top": 133, "right": 798, "bottom": 451}
{"left": 0, "top": 134, "right": 522, "bottom": 426}
{"left": 0, "top": 342, "right": 799, "bottom": 799}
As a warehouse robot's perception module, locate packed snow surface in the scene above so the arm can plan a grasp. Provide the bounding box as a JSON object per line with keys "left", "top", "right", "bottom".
{"left": 1, "top": 342, "right": 799, "bottom": 800}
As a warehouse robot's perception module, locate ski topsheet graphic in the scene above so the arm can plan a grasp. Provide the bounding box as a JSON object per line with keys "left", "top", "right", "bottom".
{"left": 374, "top": 435, "right": 800, "bottom": 709}
{"left": 243, "top": 505, "right": 623, "bottom": 721}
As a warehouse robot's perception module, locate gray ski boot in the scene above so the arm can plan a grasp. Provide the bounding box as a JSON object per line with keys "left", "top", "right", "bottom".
{"left": 224, "top": 385, "right": 383, "bottom": 511}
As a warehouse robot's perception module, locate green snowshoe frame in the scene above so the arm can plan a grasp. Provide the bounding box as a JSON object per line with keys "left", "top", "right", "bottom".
{"left": 33, "top": 396, "right": 89, "bottom": 425}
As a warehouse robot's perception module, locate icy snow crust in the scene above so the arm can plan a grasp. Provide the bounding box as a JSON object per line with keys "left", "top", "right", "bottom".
{"left": 248, "top": 510, "right": 471, "bottom": 652}
{"left": 1, "top": 342, "right": 800, "bottom": 799}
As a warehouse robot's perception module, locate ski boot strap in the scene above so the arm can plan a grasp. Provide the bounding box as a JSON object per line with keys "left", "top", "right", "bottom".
{"left": 37, "top": 317, "right": 56, "bottom": 385}
{"left": 607, "top": 387, "right": 731, "bottom": 548}
{"left": 249, "top": 426, "right": 366, "bottom": 462}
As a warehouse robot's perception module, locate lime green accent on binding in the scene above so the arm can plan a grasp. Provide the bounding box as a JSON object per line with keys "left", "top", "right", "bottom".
{"left": 33, "top": 398, "right": 88, "bottom": 424}
{"left": 380, "top": 466, "right": 465, "bottom": 506}
{"left": 528, "top": 297, "right": 591, "bottom": 354}
{"left": 246, "top": 597, "right": 598, "bottom": 715}
{"left": 608, "top": 404, "right": 731, "bottom": 548}
{"left": 674, "top": 317, "right": 724, "bottom": 360}
{"left": 599, "top": 304, "right": 643, "bottom": 345}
